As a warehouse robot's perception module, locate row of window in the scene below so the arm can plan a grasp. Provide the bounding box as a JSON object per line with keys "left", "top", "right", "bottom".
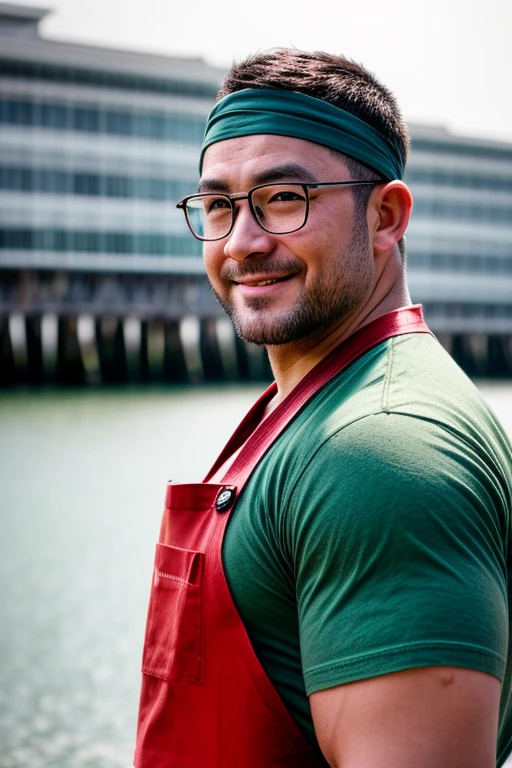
{"left": 0, "top": 166, "right": 196, "bottom": 201}
{"left": 405, "top": 168, "right": 512, "bottom": 192}
{"left": 409, "top": 252, "right": 512, "bottom": 273}
{"left": 0, "top": 228, "right": 201, "bottom": 256}
{"left": 411, "top": 138, "right": 512, "bottom": 164}
{"left": 0, "top": 59, "right": 219, "bottom": 99}
{"left": 424, "top": 303, "right": 512, "bottom": 319}
{"left": 0, "top": 99, "right": 206, "bottom": 142}
{"left": 413, "top": 199, "right": 512, "bottom": 225}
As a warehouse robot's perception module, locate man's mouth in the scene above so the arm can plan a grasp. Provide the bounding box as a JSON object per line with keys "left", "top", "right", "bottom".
{"left": 233, "top": 274, "right": 295, "bottom": 287}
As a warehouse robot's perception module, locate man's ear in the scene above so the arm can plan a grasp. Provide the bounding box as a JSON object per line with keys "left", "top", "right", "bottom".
{"left": 370, "top": 181, "right": 413, "bottom": 254}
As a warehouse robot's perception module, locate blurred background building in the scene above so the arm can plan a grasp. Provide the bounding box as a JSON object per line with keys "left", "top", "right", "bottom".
{"left": 1, "top": 1, "right": 511, "bottom": 385}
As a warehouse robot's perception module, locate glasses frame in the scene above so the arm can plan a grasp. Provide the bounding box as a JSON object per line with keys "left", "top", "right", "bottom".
{"left": 176, "top": 180, "right": 382, "bottom": 242}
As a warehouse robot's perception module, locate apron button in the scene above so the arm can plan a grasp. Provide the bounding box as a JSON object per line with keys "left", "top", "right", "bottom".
{"left": 215, "top": 487, "right": 235, "bottom": 512}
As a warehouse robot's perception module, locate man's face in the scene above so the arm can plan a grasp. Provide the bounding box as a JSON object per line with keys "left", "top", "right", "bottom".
{"left": 200, "top": 134, "right": 375, "bottom": 346}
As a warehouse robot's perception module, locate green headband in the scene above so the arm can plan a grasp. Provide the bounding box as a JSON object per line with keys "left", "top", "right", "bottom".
{"left": 200, "top": 89, "right": 404, "bottom": 180}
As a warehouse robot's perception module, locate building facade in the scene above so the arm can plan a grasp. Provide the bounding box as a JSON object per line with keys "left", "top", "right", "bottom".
{"left": 1, "top": 2, "right": 511, "bottom": 383}
{"left": 405, "top": 126, "right": 512, "bottom": 330}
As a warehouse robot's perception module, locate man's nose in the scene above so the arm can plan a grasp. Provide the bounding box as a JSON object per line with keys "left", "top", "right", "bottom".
{"left": 223, "top": 199, "right": 274, "bottom": 262}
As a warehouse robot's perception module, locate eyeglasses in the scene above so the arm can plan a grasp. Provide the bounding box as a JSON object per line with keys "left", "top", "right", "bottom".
{"left": 176, "top": 180, "right": 381, "bottom": 241}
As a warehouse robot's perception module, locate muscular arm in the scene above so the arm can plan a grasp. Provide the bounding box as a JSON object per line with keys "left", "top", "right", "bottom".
{"left": 310, "top": 666, "right": 501, "bottom": 768}
{"left": 288, "top": 413, "right": 508, "bottom": 765}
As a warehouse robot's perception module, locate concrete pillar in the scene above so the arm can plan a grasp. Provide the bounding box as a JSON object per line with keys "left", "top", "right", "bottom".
{"left": 124, "top": 317, "right": 142, "bottom": 383}
{"left": 180, "top": 316, "right": 203, "bottom": 383}
{"left": 77, "top": 315, "right": 101, "bottom": 385}
{"left": 41, "top": 314, "right": 58, "bottom": 382}
{"left": 9, "top": 313, "right": 28, "bottom": 382}
{"left": 146, "top": 320, "right": 165, "bottom": 382}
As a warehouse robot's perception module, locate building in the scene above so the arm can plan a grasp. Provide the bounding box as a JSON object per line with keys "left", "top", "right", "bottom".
{"left": 0, "top": 2, "right": 511, "bottom": 384}
{"left": 404, "top": 125, "right": 512, "bottom": 372}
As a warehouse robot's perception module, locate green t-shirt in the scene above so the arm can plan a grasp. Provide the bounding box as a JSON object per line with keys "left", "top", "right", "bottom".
{"left": 222, "top": 332, "right": 512, "bottom": 766}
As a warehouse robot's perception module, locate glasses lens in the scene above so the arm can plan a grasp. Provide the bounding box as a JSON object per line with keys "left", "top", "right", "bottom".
{"left": 251, "top": 184, "right": 307, "bottom": 234}
{"left": 185, "top": 194, "right": 233, "bottom": 240}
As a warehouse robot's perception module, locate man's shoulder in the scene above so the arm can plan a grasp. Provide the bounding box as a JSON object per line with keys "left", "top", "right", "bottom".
{"left": 251, "top": 332, "right": 512, "bottom": 516}
{"left": 271, "top": 331, "right": 506, "bottom": 458}
{"left": 383, "top": 332, "right": 512, "bottom": 469}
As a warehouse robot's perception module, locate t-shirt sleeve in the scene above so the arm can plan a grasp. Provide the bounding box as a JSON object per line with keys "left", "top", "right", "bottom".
{"left": 285, "top": 412, "right": 510, "bottom": 695}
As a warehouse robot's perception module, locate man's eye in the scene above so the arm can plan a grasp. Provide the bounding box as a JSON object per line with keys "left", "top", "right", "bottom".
{"left": 206, "top": 197, "right": 231, "bottom": 213}
{"left": 268, "top": 191, "right": 305, "bottom": 203}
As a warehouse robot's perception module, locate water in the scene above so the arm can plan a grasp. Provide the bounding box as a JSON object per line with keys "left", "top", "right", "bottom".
{"left": 0, "top": 382, "right": 511, "bottom": 767}
{"left": 0, "top": 386, "right": 262, "bottom": 768}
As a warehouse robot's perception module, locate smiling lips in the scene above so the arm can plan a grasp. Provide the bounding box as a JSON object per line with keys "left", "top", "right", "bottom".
{"left": 233, "top": 274, "right": 295, "bottom": 287}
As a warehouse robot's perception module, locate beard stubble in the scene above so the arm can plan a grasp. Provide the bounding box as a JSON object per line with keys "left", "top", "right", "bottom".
{"left": 211, "top": 217, "right": 373, "bottom": 346}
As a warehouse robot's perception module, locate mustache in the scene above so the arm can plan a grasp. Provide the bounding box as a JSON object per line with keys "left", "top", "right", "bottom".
{"left": 220, "top": 258, "right": 303, "bottom": 281}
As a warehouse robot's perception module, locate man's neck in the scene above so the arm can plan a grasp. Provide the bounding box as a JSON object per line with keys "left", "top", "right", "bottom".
{"left": 264, "top": 277, "right": 411, "bottom": 413}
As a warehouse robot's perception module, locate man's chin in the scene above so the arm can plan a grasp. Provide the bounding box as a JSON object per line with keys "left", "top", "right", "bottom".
{"left": 213, "top": 291, "right": 324, "bottom": 346}
{"left": 231, "top": 312, "right": 325, "bottom": 347}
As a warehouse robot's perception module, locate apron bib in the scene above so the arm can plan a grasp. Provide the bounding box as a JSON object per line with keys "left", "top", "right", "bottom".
{"left": 135, "top": 306, "right": 432, "bottom": 767}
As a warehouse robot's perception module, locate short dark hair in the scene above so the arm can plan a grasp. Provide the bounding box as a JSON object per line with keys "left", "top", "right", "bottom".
{"left": 217, "top": 49, "right": 409, "bottom": 259}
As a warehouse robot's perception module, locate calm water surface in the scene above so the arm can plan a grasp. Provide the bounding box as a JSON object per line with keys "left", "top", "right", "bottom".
{"left": 0, "top": 382, "right": 511, "bottom": 767}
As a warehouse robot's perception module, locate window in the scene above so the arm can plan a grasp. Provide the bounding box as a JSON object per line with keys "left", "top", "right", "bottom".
{"left": 73, "top": 107, "right": 100, "bottom": 132}
{"left": 41, "top": 103, "right": 69, "bottom": 129}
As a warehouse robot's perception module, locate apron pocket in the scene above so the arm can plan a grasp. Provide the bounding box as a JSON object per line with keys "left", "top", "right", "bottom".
{"left": 142, "top": 542, "right": 204, "bottom": 683}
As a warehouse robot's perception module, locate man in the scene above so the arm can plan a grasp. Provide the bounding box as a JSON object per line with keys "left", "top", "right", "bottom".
{"left": 135, "top": 50, "right": 512, "bottom": 768}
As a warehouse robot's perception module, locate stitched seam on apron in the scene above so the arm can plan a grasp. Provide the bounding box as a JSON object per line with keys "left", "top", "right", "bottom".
{"left": 155, "top": 570, "right": 191, "bottom": 586}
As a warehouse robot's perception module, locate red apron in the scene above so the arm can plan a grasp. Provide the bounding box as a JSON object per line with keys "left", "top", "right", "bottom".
{"left": 135, "top": 306, "right": 432, "bottom": 768}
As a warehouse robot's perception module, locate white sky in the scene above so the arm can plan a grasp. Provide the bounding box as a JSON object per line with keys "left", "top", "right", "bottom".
{"left": 13, "top": 0, "right": 512, "bottom": 142}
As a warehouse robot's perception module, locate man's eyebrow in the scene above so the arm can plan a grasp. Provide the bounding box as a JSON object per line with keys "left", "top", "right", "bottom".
{"left": 252, "top": 164, "right": 318, "bottom": 185}
{"left": 197, "top": 178, "right": 230, "bottom": 193}
{"left": 198, "top": 163, "right": 317, "bottom": 193}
